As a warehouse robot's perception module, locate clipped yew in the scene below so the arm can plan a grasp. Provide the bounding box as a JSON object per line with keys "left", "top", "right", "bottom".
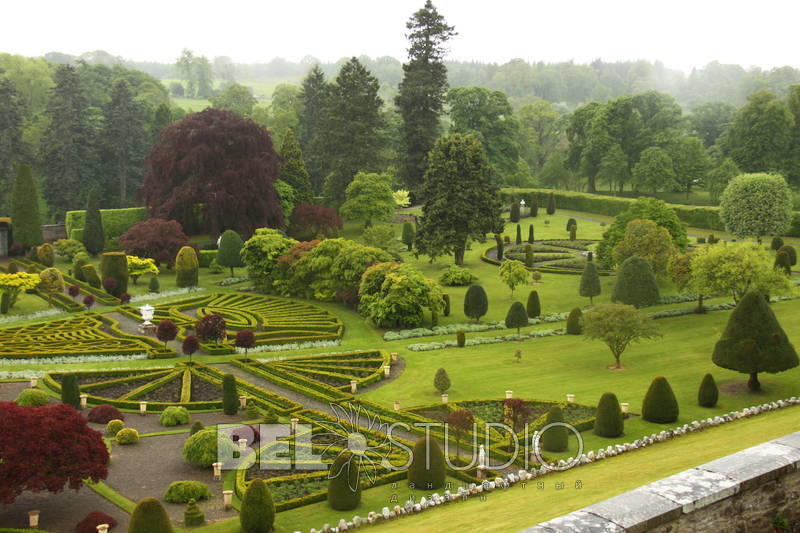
{"left": 128, "top": 497, "right": 174, "bottom": 533}
{"left": 505, "top": 301, "right": 529, "bottom": 334}
{"left": 527, "top": 224, "right": 534, "bottom": 244}
{"left": 547, "top": 192, "right": 556, "bottom": 215}
{"left": 434, "top": 368, "right": 451, "bottom": 393}
{"left": 402, "top": 222, "right": 415, "bottom": 251}
{"left": 222, "top": 374, "right": 239, "bottom": 415}
{"left": 515, "top": 224, "right": 522, "bottom": 245}
{"left": 60, "top": 374, "right": 81, "bottom": 408}
{"left": 407, "top": 436, "right": 445, "bottom": 490}
{"left": 526, "top": 290, "right": 541, "bottom": 318}
{"left": 175, "top": 245, "right": 199, "bottom": 288}
{"left": 540, "top": 406, "right": 567, "bottom": 452}
{"left": 612, "top": 256, "right": 659, "bottom": 308}
{"left": 566, "top": 307, "right": 583, "bottom": 335}
{"left": 698, "top": 373, "right": 719, "bottom": 408}
{"left": 217, "top": 229, "right": 244, "bottom": 276}
{"left": 642, "top": 377, "right": 679, "bottom": 423}
{"left": 240, "top": 478, "right": 275, "bottom": 533}
{"left": 327, "top": 451, "right": 361, "bottom": 510}
{"left": 778, "top": 244, "right": 797, "bottom": 266}
{"left": 593, "top": 392, "right": 623, "bottom": 438}
{"left": 100, "top": 252, "right": 129, "bottom": 297}
{"left": 464, "top": 284, "right": 488, "bottom": 322}
{"left": 580, "top": 260, "right": 601, "bottom": 304}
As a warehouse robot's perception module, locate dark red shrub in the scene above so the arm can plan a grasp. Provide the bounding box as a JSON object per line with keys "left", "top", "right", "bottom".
{"left": 182, "top": 335, "right": 200, "bottom": 357}
{"left": 119, "top": 292, "right": 131, "bottom": 304}
{"left": 288, "top": 203, "right": 343, "bottom": 241}
{"left": 87, "top": 404, "right": 124, "bottom": 424}
{"left": 156, "top": 319, "right": 178, "bottom": 348}
{"left": 83, "top": 294, "right": 95, "bottom": 310}
{"left": 196, "top": 314, "right": 226, "bottom": 344}
{"left": 119, "top": 218, "right": 189, "bottom": 267}
{"left": 102, "top": 278, "right": 117, "bottom": 293}
{"left": 231, "top": 424, "right": 261, "bottom": 446}
{"left": 76, "top": 511, "right": 118, "bottom": 533}
{"left": 68, "top": 285, "right": 80, "bottom": 299}
{"left": 235, "top": 330, "right": 255, "bottom": 354}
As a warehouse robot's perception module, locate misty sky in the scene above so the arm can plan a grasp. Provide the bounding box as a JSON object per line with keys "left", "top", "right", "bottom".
{"left": 3, "top": 0, "right": 799, "bottom": 72}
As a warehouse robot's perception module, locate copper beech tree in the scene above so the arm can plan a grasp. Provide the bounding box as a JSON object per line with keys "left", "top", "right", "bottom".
{"left": 140, "top": 108, "right": 283, "bottom": 237}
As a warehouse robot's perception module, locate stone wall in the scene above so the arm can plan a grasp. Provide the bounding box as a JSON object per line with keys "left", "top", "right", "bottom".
{"left": 523, "top": 431, "right": 800, "bottom": 533}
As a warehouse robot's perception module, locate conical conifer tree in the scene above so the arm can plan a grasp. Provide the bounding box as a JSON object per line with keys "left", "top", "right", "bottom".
{"left": 10, "top": 164, "right": 43, "bottom": 248}
{"left": 278, "top": 129, "right": 312, "bottom": 203}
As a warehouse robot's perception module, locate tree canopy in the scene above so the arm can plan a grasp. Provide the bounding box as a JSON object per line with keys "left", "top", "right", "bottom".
{"left": 719, "top": 173, "right": 793, "bottom": 240}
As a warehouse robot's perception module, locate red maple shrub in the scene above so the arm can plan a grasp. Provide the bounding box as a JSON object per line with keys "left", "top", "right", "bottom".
{"left": 0, "top": 402, "right": 109, "bottom": 504}
{"left": 76, "top": 511, "right": 118, "bottom": 533}
{"left": 156, "top": 319, "right": 178, "bottom": 348}
{"left": 288, "top": 203, "right": 343, "bottom": 241}
{"left": 235, "top": 330, "right": 255, "bottom": 354}
{"left": 87, "top": 404, "right": 124, "bottom": 424}
{"left": 503, "top": 398, "right": 532, "bottom": 432}
{"left": 196, "top": 314, "right": 227, "bottom": 344}
{"left": 141, "top": 108, "right": 283, "bottom": 236}
{"left": 182, "top": 335, "right": 200, "bottom": 358}
{"left": 119, "top": 218, "right": 189, "bottom": 267}
{"left": 83, "top": 294, "right": 95, "bottom": 310}
{"left": 102, "top": 278, "right": 117, "bottom": 294}
{"left": 68, "top": 285, "right": 80, "bottom": 299}
{"left": 119, "top": 292, "right": 131, "bottom": 304}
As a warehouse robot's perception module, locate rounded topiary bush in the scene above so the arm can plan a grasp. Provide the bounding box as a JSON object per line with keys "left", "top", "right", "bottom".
{"left": 434, "top": 368, "right": 451, "bottom": 393}
{"left": 566, "top": 307, "right": 583, "bottom": 335}
{"left": 642, "top": 376, "right": 679, "bottom": 423}
{"left": 128, "top": 497, "right": 174, "bottom": 533}
{"left": 116, "top": 428, "right": 140, "bottom": 445}
{"left": 159, "top": 406, "right": 191, "bottom": 427}
{"left": 240, "top": 478, "right": 275, "bottom": 533}
{"left": 613, "top": 256, "right": 660, "bottom": 308}
{"left": 175, "top": 245, "right": 200, "bottom": 288}
{"left": 698, "top": 373, "right": 719, "bottom": 408}
{"left": 60, "top": 373, "right": 81, "bottom": 408}
{"left": 105, "top": 419, "right": 125, "bottom": 437}
{"left": 778, "top": 244, "right": 797, "bottom": 266}
{"left": 76, "top": 511, "right": 118, "bottom": 533}
{"left": 88, "top": 404, "right": 125, "bottom": 424}
{"left": 100, "top": 251, "right": 129, "bottom": 297}
{"left": 163, "top": 480, "right": 212, "bottom": 503}
{"left": 327, "top": 451, "right": 361, "bottom": 511}
{"left": 16, "top": 388, "right": 50, "bottom": 407}
{"left": 183, "top": 428, "right": 238, "bottom": 468}
{"left": 407, "top": 436, "right": 445, "bottom": 490}
{"left": 37, "top": 242, "right": 55, "bottom": 267}
{"left": 593, "top": 393, "right": 623, "bottom": 438}
{"left": 540, "top": 406, "right": 568, "bottom": 452}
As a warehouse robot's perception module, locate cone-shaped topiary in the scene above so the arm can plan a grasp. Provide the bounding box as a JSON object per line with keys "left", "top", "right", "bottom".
{"left": 547, "top": 192, "right": 556, "bottom": 215}
{"left": 100, "top": 252, "right": 129, "bottom": 297}
{"left": 83, "top": 188, "right": 105, "bottom": 255}
{"left": 128, "top": 497, "right": 174, "bottom": 533}
{"left": 541, "top": 406, "right": 567, "bottom": 452}
{"left": 771, "top": 236, "right": 784, "bottom": 251}
{"left": 0, "top": 292, "right": 9, "bottom": 315}
{"left": 527, "top": 224, "right": 534, "bottom": 244}
{"left": 175, "top": 246, "right": 199, "bottom": 287}
{"left": 327, "top": 452, "right": 362, "bottom": 510}
{"left": 510, "top": 202, "right": 520, "bottom": 223}
{"left": 566, "top": 307, "right": 583, "bottom": 335}
{"left": 612, "top": 256, "right": 659, "bottom": 308}
{"left": 464, "top": 284, "right": 488, "bottom": 322}
{"left": 217, "top": 229, "right": 245, "bottom": 276}
{"left": 524, "top": 244, "right": 533, "bottom": 267}
{"left": 60, "top": 374, "right": 81, "bottom": 408}
{"left": 712, "top": 289, "right": 799, "bottom": 391}
{"left": 240, "top": 478, "right": 275, "bottom": 533}
{"left": 184, "top": 498, "right": 205, "bottom": 527}
{"left": 526, "top": 290, "right": 541, "bottom": 318}
{"left": 81, "top": 264, "right": 101, "bottom": 288}
{"left": 10, "top": 164, "right": 43, "bottom": 248}
{"left": 579, "top": 260, "right": 601, "bottom": 304}
{"left": 222, "top": 374, "right": 238, "bottom": 415}
{"left": 407, "top": 436, "right": 445, "bottom": 490}
{"left": 442, "top": 293, "right": 450, "bottom": 317}
{"left": 778, "top": 244, "right": 797, "bottom": 266}
{"left": 515, "top": 224, "right": 522, "bottom": 245}
{"left": 698, "top": 373, "right": 719, "bottom": 407}
{"left": 495, "top": 234, "right": 504, "bottom": 261}
{"left": 148, "top": 276, "right": 160, "bottom": 293}
{"left": 505, "top": 301, "right": 528, "bottom": 334}
{"left": 593, "top": 392, "right": 623, "bottom": 437}
{"left": 642, "top": 376, "right": 679, "bottom": 423}
{"left": 434, "top": 368, "right": 451, "bottom": 393}
{"left": 530, "top": 194, "right": 539, "bottom": 217}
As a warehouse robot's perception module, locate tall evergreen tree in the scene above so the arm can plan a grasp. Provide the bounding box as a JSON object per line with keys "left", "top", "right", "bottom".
{"left": 10, "top": 164, "right": 43, "bottom": 248}
{"left": 150, "top": 102, "right": 173, "bottom": 143}
{"left": 0, "top": 77, "right": 25, "bottom": 211}
{"left": 395, "top": 0, "right": 456, "bottom": 193}
{"left": 579, "top": 260, "right": 601, "bottom": 304}
{"left": 278, "top": 129, "right": 312, "bottom": 203}
{"left": 414, "top": 133, "right": 502, "bottom": 264}
{"left": 101, "top": 79, "right": 149, "bottom": 206}
{"left": 297, "top": 65, "right": 328, "bottom": 194}
{"left": 319, "top": 58, "right": 385, "bottom": 207}
{"left": 40, "top": 64, "right": 96, "bottom": 220}
{"left": 82, "top": 188, "right": 105, "bottom": 255}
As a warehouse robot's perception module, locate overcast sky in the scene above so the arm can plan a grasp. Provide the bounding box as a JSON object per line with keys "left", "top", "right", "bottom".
{"left": 3, "top": 0, "right": 798, "bottom": 72}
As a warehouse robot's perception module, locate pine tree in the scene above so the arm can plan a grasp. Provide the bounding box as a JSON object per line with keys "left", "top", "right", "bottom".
{"left": 526, "top": 290, "right": 541, "bottom": 318}
{"left": 278, "top": 129, "right": 312, "bottom": 203}
{"left": 579, "top": 261, "right": 601, "bottom": 304}
{"left": 82, "top": 188, "right": 105, "bottom": 255}
{"left": 239, "top": 478, "right": 275, "bottom": 533}
{"left": 216, "top": 230, "right": 244, "bottom": 276}
{"left": 612, "top": 256, "right": 659, "bottom": 308}
{"left": 505, "top": 301, "right": 529, "bottom": 334}
{"left": 10, "top": 164, "right": 43, "bottom": 248}
{"left": 395, "top": 0, "right": 456, "bottom": 192}
{"left": 414, "top": 134, "right": 503, "bottom": 264}
{"left": 712, "top": 289, "right": 799, "bottom": 391}
{"left": 464, "top": 284, "right": 489, "bottom": 322}
{"left": 0, "top": 77, "right": 24, "bottom": 211}
{"left": 151, "top": 103, "right": 173, "bottom": 143}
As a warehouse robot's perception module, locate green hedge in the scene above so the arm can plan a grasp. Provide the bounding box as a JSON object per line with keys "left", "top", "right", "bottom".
{"left": 13, "top": 258, "right": 121, "bottom": 306}
{"left": 501, "top": 188, "right": 800, "bottom": 237}
{"left": 481, "top": 246, "right": 613, "bottom": 276}
{"left": 65, "top": 207, "right": 147, "bottom": 240}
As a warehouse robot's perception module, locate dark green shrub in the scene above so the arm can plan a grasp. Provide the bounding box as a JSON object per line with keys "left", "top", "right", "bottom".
{"left": 16, "top": 389, "right": 49, "bottom": 407}
{"left": 73, "top": 253, "right": 88, "bottom": 282}
{"left": 100, "top": 252, "right": 129, "bottom": 297}
{"left": 540, "top": 406, "right": 567, "bottom": 452}
{"left": 164, "top": 480, "right": 212, "bottom": 503}
{"left": 245, "top": 403, "right": 261, "bottom": 420}
{"left": 495, "top": 234, "right": 504, "bottom": 261}
{"left": 0, "top": 292, "right": 8, "bottom": 315}
{"left": 464, "top": 284, "right": 488, "bottom": 322}
{"left": 407, "top": 437, "right": 445, "bottom": 490}
{"left": 148, "top": 276, "right": 160, "bottom": 293}
{"left": 642, "top": 376, "right": 679, "bottom": 423}
{"left": 10, "top": 163, "right": 43, "bottom": 248}
{"left": 579, "top": 261, "right": 601, "bottom": 304}
{"left": 527, "top": 224, "right": 534, "bottom": 244}
{"left": 82, "top": 189, "right": 106, "bottom": 255}
{"left": 456, "top": 329, "right": 466, "bottom": 347}
{"left": 217, "top": 230, "right": 244, "bottom": 276}
{"left": 36, "top": 243, "right": 55, "bottom": 267}
{"left": 707, "top": 234, "right": 719, "bottom": 244}
{"left": 81, "top": 264, "right": 101, "bottom": 288}
{"left": 593, "top": 392, "right": 623, "bottom": 437}
{"left": 569, "top": 227, "right": 577, "bottom": 241}
{"left": 510, "top": 202, "right": 520, "bottom": 222}
{"left": 128, "top": 497, "right": 173, "bottom": 533}
{"left": 60, "top": 374, "right": 80, "bottom": 408}
{"left": 566, "top": 307, "right": 583, "bottom": 334}
{"left": 261, "top": 405, "right": 279, "bottom": 424}
{"left": 116, "top": 428, "right": 140, "bottom": 445}
{"left": 566, "top": 218, "right": 577, "bottom": 231}
{"left": 778, "top": 245, "right": 797, "bottom": 266}
{"left": 515, "top": 224, "right": 522, "bottom": 245}
{"left": 105, "top": 419, "right": 125, "bottom": 437}
{"left": 402, "top": 222, "right": 415, "bottom": 251}
{"left": 184, "top": 498, "right": 205, "bottom": 527}
{"left": 189, "top": 421, "right": 204, "bottom": 435}
{"left": 697, "top": 236, "right": 706, "bottom": 243}
{"left": 698, "top": 373, "right": 719, "bottom": 407}
{"left": 434, "top": 368, "right": 451, "bottom": 393}
{"left": 159, "top": 406, "right": 191, "bottom": 427}
{"left": 612, "top": 256, "right": 660, "bottom": 308}
{"left": 771, "top": 236, "right": 785, "bottom": 250}
{"left": 775, "top": 250, "right": 792, "bottom": 274}
{"left": 547, "top": 192, "right": 556, "bottom": 215}
{"left": 327, "top": 452, "right": 361, "bottom": 510}
{"left": 222, "top": 374, "right": 239, "bottom": 415}
{"left": 175, "top": 246, "right": 199, "bottom": 288}
{"left": 504, "top": 235, "right": 511, "bottom": 244}
{"left": 442, "top": 293, "right": 450, "bottom": 316}
{"left": 505, "top": 301, "right": 529, "bottom": 334}
{"left": 240, "top": 478, "right": 275, "bottom": 533}
{"left": 524, "top": 244, "right": 533, "bottom": 267}
{"left": 526, "top": 290, "right": 541, "bottom": 318}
